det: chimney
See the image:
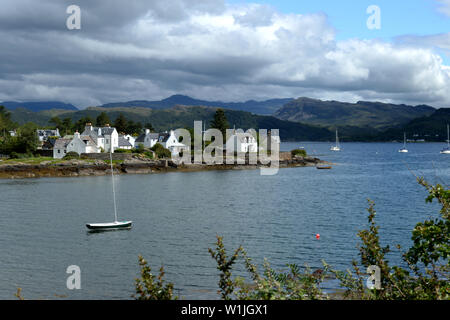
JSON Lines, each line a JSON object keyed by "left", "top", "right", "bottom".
{"left": 105, "top": 123, "right": 110, "bottom": 127}
{"left": 85, "top": 123, "right": 93, "bottom": 131}
{"left": 145, "top": 129, "right": 150, "bottom": 135}
{"left": 74, "top": 131, "right": 80, "bottom": 139}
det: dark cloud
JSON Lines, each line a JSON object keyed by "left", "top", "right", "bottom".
{"left": 0, "top": 0, "right": 449, "bottom": 108}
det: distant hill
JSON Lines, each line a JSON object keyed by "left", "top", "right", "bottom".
{"left": 370, "top": 108, "right": 450, "bottom": 142}
{"left": 273, "top": 97, "right": 435, "bottom": 130}
{"left": 1, "top": 101, "right": 78, "bottom": 112}
{"left": 9, "top": 105, "right": 333, "bottom": 142}
{"left": 100, "top": 95, "right": 293, "bottom": 115}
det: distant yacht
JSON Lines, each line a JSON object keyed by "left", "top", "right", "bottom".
{"left": 398, "top": 132, "right": 408, "bottom": 153}
{"left": 330, "top": 129, "right": 341, "bottom": 152}
{"left": 441, "top": 124, "right": 450, "bottom": 154}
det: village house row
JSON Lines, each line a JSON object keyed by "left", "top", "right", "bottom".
{"left": 35, "top": 123, "right": 258, "bottom": 159}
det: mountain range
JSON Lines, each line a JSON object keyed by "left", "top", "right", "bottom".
{"left": 274, "top": 97, "right": 435, "bottom": 129}
{"left": 2, "top": 95, "right": 448, "bottom": 142}
{"left": 0, "top": 101, "right": 78, "bottom": 112}
{"left": 99, "top": 95, "right": 293, "bottom": 115}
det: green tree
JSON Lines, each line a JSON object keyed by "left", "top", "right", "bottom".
{"left": 134, "top": 255, "right": 177, "bottom": 300}
{"left": 74, "top": 116, "right": 94, "bottom": 133}
{"left": 49, "top": 116, "right": 62, "bottom": 130}
{"left": 96, "top": 112, "right": 111, "bottom": 127}
{"left": 114, "top": 113, "right": 128, "bottom": 133}
{"left": 144, "top": 123, "right": 154, "bottom": 132}
{"left": 61, "top": 118, "right": 73, "bottom": 136}
{"left": 210, "top": 109, "right": 229, "bottom": 138}
{"left": 0, "top": 106, "right": 15, "bottom": 135}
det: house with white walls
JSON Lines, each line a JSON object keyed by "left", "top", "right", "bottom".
{"left": 157, "top": 130, "right": 189, "bottom": 156}
{"left": 118, "top": 135, "right": 133, "bottom": 150}
{"left": 81, "top": 123, "right": 118, "bottom": 152}
{"left": 135, "top": 129, "right": 189, "bottom": 156}
{"left": 135, "top": 129, "right": 159, "bottom": 149}
{"left": 122, "top": 134, "right": 136, "bottom": 148}
{"left": 37, "top": 129, "right": 60, "bottom": 142}
{"left": 53, "top": 132, "right": 100, "bottom": 159}
{"left": 225, "top": 131, "right": 258, "bottom": 153}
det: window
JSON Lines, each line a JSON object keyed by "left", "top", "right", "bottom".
{"left": 58, "top": 150, "right": 60, "bottom": 153}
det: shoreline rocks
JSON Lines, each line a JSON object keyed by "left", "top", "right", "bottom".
{"left": 0, "top": 156, "right": 328, "bottom": 179}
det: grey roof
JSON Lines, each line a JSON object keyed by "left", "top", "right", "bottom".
{"left": 101, "top": 127, "right": 115, "bottom": 135}
{"left": 54, "top": 138, "right": 71, "bottom": 149}
{"left": 118, "top": 136, "right": 132, "bottom": 147}
{"left": 135, "top": 133, "right": 145, "bottom": 143}
{"left": 81, "top": 126, "right": 116, "bottom": 138}
{"left": 80, "top": 135, "right": 97, "bottom": 147}
{"left": 158, "top": 133, "right": 169, "bottom": 143}
{"left": 135, "top": 132, "right": 160, "bottom": 143}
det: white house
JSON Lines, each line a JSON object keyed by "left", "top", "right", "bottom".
{"left": 37, "top": 129, "right": 60, "bottom": 142}
{"left": 81, "top": 123, "right": 118, "bottom": 152}
{"left": 118, "top": 135, "right": 133, "bottom": 150}
{"left": 122, "top": 134, "right": 136, "bottom": 148}
{"left": 157, "top": 130, "right": 189, "bottom": 156}
{"left": 53, "top": 138, "right": 71, "bottom": 159}
{"left": 226, "top": 131, "right": 258, "bottom": 153}
{"left": 135, "top": 129, "right": 159, "bottom": 149}
{"left": 135, "top": 129, "right": 189, "bottom": 156}
{"left": 53, "top": 132, "right": 100, "bottom": 159}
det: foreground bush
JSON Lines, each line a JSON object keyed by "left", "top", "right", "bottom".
{"left": 134, "top": 179, "right": 449, "bottom": 300}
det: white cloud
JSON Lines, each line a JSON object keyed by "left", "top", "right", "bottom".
{"left": 436, "top": 0, "right": 450, "bottom": 16}
{"left": 0, "top": 0, "right": 449, "bottom": 108}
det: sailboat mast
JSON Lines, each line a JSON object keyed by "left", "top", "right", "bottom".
{"left": 446, "top": 124, "right": 450, "bottom": 147}
{"left": 336, "top": 129, "right": 339, "bottom": 147}
{"left": 110, "top": 146, "right": 118, "bottom": 222}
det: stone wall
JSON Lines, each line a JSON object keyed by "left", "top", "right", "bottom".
{"left": 80, "top": 153, "right": 134, "bottom": 160}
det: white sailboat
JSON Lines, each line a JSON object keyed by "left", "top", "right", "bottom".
{"left": 86, "top": 148, "right": 132, "bottom": 230}
{"left": 398, "top": 132, "right": 408, "bottom": 153}
{"left": 441, "top": 124, "right": 450, "bottom": 154}
{"left": 330, "top": 129, "right": 341, "bottom": 152}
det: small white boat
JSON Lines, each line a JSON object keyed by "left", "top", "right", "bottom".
{"left": 330, "top": 129, "right": 341, "bottom": 152}
{"left": 398, "top": 132, "right": 408, "bottom": 153}
{"left": 86, "top": 148, "right": 132, "bottom": 231}
{"left": 440, "top": 124, "right": 450, "bottom": 154}
{"left": 86, "top": 221, "right": 132, "bottom": 230}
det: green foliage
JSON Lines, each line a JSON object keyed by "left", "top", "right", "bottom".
{"left": 63, "top": 151, "right": 80, "bottom": 160}
{"left": 210, "top": 109, "right": 229, "bottom": 138}
{"left": 114, "top": 113, "right": 128, "bottom": 133}
{"left": 151, "top": 143, "right": 171, "bottom": 159}
{"left": 332, "top": 180, "right": 449, "bottom": 300}
{"left": 74, "top": 116, "right": 94, "bottom": 133}
{"left": 208, "top": 236, "right": 243, "bottom": 300}
{"left": 96, "top": 112, "right": 110, "bottom": 127}
{"left": 0, "top": 105, "right": 16, "bottom": 134}
{"left": 0, "top": 122, "right": 39, "bottom": 155}
{"left": 235, "top": 252, "right": 328, "bottom": 300}
{"left": 134, "top": 255, "right": 177, "bottom": 300}
{"left": 291, "top": 149, "right": 307, "bottom": 157}
{"left": 114, "top": 148, "right": 132, "bottom": 154}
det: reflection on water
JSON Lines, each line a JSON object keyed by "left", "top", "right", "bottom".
{"left": 0, "top": 142, "right": 448, "bottom": 299}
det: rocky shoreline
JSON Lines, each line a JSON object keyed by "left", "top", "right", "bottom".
{"left": 0, "top": 156, "right": 327, "bottom": 179}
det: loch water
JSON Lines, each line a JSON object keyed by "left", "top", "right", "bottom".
{"left": 0, "top": 142, "right": 448, "bottom": 299}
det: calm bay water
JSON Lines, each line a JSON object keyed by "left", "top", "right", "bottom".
{"left": 0, "top": 142, "right": 449, "bottom": 299}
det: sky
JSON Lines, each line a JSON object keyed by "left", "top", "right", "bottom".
{"left": 0, "top": 0, "right": 449, "bottom": 108}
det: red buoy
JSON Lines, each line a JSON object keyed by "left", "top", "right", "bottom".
{"left": 315, "top": 234, "right": 320, "bottom": 240}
